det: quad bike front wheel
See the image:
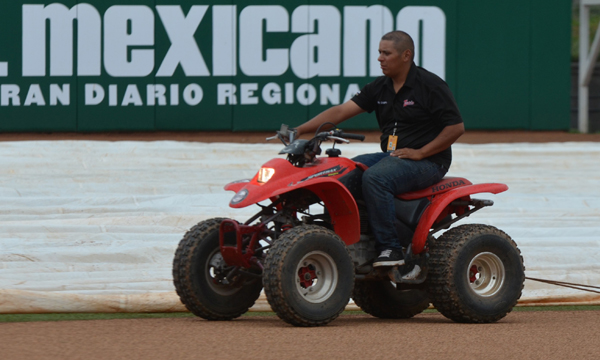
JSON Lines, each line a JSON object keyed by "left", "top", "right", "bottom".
{"left": 353, "top": 281, "right": 430, "bottom": 319}
{"left": 427, "top": 224, "right": 525, "bottom": 323}
{"left": 263, "top": 225, "right": 354, "bottom": 327}
{"left": 172, "top": 218, "right": 263, "bottom": 320}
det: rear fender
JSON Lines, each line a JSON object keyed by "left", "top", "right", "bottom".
{"left": 412, "top": 183, "right": 508, "bottom": 254}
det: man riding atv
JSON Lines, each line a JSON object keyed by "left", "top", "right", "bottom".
{"left": 293, "top": 30, "right": 465, "bottom": 269}
{"left": 172, "top": 30, "right": 524, "bottom": 327}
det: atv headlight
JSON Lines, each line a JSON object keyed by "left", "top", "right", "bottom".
{"left": 231, "top": 189, "right": 248, "bottom": 204}
{"left": 257, "top": 167, "right": 275, "bottom": 183}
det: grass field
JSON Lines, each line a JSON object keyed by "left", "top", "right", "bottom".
{"left": 1, "top": 306, "right": 599, "bottom": 323}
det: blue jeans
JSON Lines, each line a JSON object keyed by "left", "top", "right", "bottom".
{"left": 352, "top": 152, "right": 448, "bottom": 252}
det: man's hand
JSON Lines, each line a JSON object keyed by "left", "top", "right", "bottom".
{"left": 295, "top": 100, "right": 365, "bottom": 137}
{"left": 390, "top": 148, "right": 423, "bottom": 160}
{"left": 391, "top": 123, "right": 464, "bottom": 160}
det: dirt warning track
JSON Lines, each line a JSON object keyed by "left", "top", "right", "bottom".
{"left": 2, "top": 310, "right": 600, "bottom": 360}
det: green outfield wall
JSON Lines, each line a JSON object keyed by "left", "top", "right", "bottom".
{"left": 0, "top": 1, "right": 571, "bottom": 132}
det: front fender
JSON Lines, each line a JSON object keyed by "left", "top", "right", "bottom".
{"left": 224, "top": 179, "right": 251, "bottom": 193}
{"left": 290, "top": 178, "right": 360, "bottom": 246}
{"left": 412, "top": 183, "right": 509, "bottom": 254}
{"left": 223, "top": 158, "right": 360, "bottom": 245}
{"left": 232, "top": 176, "right": 360, "bottom": 245}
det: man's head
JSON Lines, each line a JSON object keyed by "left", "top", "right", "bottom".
{"left": 378, "top": 31, "right": 414, "bottom": 79}
{"left": 381, "top": 31, "right": 415, "bottom": 59}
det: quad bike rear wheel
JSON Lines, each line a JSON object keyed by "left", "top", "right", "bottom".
{"left": 172, "top": 218, "right": 263, "bottom": 320}
{"left": 353, "top": 281, "right": 430, "bottom": 319}
{"left": 263, "top": 225, "right": 354, "bottom": 327}
{"left": 427, "top": 224, "right": 525, "bottom": 323}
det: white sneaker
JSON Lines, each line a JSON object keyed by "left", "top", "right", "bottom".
{"left": 401, "top": 265, "right": 422, "bottom": 281}
{"left": 373, "top": 249, "right": 405, "bottom": 267}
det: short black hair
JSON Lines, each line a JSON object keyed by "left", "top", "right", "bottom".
{"left": 381, "top": 31, "right": 415, "bottom": 58}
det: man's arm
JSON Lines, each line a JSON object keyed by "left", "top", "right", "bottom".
{"left": 391, "top": 122, "right": 465, "bottom": 160}
{"left": 295, "top": 100, "right": 365, "bottom": 137}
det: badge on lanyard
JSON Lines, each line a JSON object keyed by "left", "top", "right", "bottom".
{"left": 387, "top": 121, "right": 398, "bottom": 152}
{"left": 387, "top": 135, "right": 398, "bottom": 152}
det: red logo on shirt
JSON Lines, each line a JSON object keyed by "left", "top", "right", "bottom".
{"left": 403, "top": 100, "right": 414, "bottom": 107}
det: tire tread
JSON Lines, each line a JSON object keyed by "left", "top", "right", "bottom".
{"left": 263, "top": 225, "right": 354, "bottom": 327}
{"left": 172, "top": 218, "right": 261, "bottom": 320}
{"left": 427, "top": 224, "right": 525, "bottom": 323}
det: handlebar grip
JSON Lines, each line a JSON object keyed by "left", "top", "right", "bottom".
{"left": 341, "top": 133, "right": 365, "bottom": 141}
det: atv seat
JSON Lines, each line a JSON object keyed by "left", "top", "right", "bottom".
{"left": 353, "top": 163, "right": 472, "bottom": 201}
{"left": 397, "top": 177, "right": 472, "bottom": 200}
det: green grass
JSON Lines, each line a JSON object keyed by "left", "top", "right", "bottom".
{"left": 1, "top": 305, "right": 598, "bottom": 323}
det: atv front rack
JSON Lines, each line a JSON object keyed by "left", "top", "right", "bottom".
{"left": 219, "top": 220, "right": 265, "bottom": 269}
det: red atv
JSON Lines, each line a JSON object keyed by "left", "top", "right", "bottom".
{"left": 172, "top": 125, "right": 525, "bottom": 326}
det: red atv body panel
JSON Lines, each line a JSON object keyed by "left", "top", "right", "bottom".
{"left": 409, "top": 182, "right": 508, "bottom": 254}
{"left": 224, "top": 156, "right": 508, "bottom": 252}
{"left": 224, "top": 157, "right": 361, "bottom": 245}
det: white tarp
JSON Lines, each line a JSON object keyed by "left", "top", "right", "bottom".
{"left": 0, "top": 140, "right": 599, "bottom": 313}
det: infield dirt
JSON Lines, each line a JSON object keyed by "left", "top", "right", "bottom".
{"left": 2, "top": 310, "right": 600, "bottom": 360}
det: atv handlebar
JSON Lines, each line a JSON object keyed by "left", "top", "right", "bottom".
{"left": 315, "top": 129, "right": 365, "bottom": 142}
{"left": 267, "top": 124, "right": 364, "bottom": 145}
{"left": 272, "top": 125, "right": 364, "bottom": 166}
{"left": 267, "top": 124, "right": 297, "bottom": 145}
{"left": 339, "top": 132, "right": 365, "bottom": 141}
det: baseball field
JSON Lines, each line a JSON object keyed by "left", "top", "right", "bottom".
{"left": 1, "top": 130, "right": 600, "bottom": 359}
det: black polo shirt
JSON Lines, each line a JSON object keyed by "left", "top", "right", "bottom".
{"left": 351, "top": 62, "right": 463, "bottom": 169}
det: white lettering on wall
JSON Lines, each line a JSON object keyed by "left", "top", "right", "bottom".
{"left": 262, "top": 83, "right": 282, "bottom": 105}
{"left": 239, "top": 6, "right": 289, "bottom": 76}
{"left": 396, "top": 6, "right": 446, "bottom": 79}
{"left": 0, "top": 84, "right": 72, "bottom": 106}
{"left": 170, "top": 84, "right": 179, "bottom": 105}
{"left": 183, "top": 84, "right": 203, "bottom": 105}
{"left": 320, "top": 84, "right": 340, "bottom": 105}
{"left": 296, "top": 84, "right": 317, "bottom": 106}
{"left": 17, "top": 3, "right": 448, "bottom": 96}
{"left": 212, "top": 5, "right": 237, "bottom": 76}
{"left": 50, "top": 84, "right": 70, "bottom": 105}
{"left": 285, "top": 83, "right": 294, "bottom": 104}
{"left": 109, "top": 85, "right": 118, "bottom": 106}
{"left": 104, "top": 6, "right": 155, "bottom": 77}
{"left": 82, "top": 83, "right": 199, "bottom": 106}
{"left": 22, "top": 4, "right": 101, "bottom": 76}
{"left": 343, "top": 84, "right": 361, "bottom": 103}
{"left": 24, "top": 84, "right": 45, "bottom": 106}
{"left": 240, "top": 83, "right": 259, "bottom": 105}
{"left": 290, "top": 5, "right": 341, "bottom": 79}
{"left": 122, "top": 85, "right": 143, "bottom": 106}
{"left": 1, "top": 85, "right": 21, "bottom": 106}
{"left": 218, "top": 84, "right": 237, "bottom": 105}
{"left": 156, "top": 6, "right": 209, "bottom": 77}
{"left": 343, "top": 5, "right": 393, "bottom": 77}
{"left": 147, "top": 85, "right": 167, "bottom": 106}
{"left": 85, "top": 84, "right": 104, "bottom": 105}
